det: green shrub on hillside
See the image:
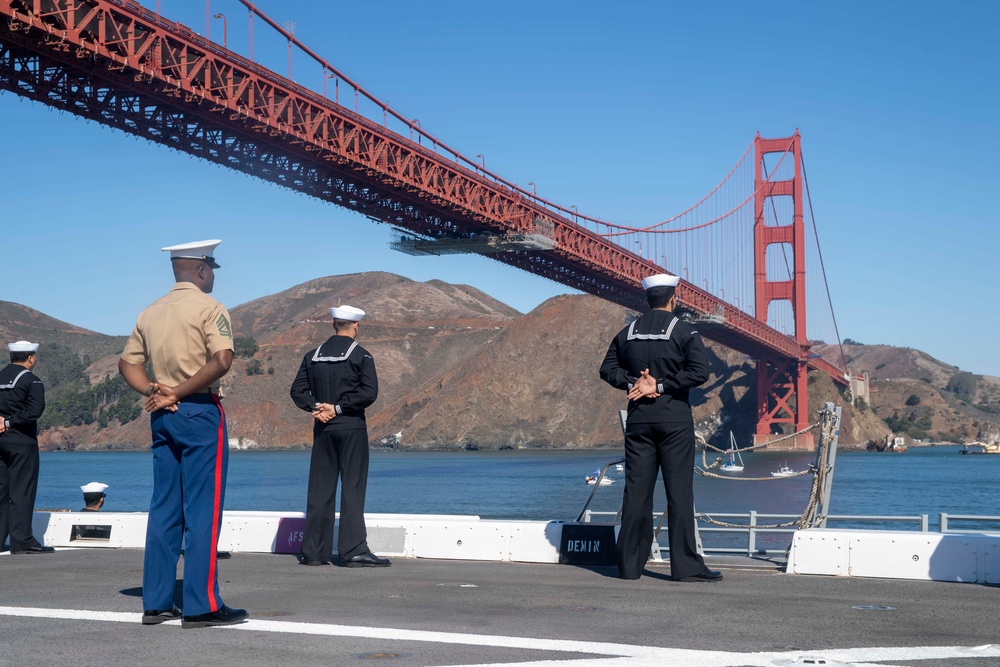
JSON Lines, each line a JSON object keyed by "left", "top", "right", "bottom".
{"left": 946, "top": 372, "right": 979, "bottom": 402}
{"left": 37, "top": 352, "right": 143, "bottom": 429}
{"left": 235, "top": 336, "right": 259, "bottom": 358}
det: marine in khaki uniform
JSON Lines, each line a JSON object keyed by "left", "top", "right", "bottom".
{"left": 118, "top": 240, "right": 248, "bottom": 629}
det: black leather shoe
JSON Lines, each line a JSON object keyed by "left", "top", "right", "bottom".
{"left": 675, "top": 569, "right": 723, "bottom": 582}
{"left": 11, "top": 545, "right": 55, "bottom": 554}
{"left": 301, "top": 560, "right": 327, "bottom": 566}
{"left": 343, "top": 552, "right": 391, "bottom": 567}
{"left": 182, "top": 605, "right": 249, "bottom": 629}
{"left": 142, "top": 606, "right": 182, "bottom": 625}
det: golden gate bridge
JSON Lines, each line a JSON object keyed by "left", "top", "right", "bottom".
{"left": 0, "top": 0, "right": 850, "bottom": 448}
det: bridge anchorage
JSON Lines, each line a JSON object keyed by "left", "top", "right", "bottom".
{"left": 0, "top": 0, "right": 848, "bottom": 450}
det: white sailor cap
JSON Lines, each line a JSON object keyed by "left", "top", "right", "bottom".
{"left": 80, "top": 482, "right": 108, "bottom": 494}
{"left": 161, "top": 239, "right": 222, "bottom": 269}
{"left": 8, "top": 340, "right": 39, "bottom": 353}
{"left": 641, "top": 274, "right": 680, "bottom": 290}
{"left": 330, "top": 305, "right": 365, "bottom": 322}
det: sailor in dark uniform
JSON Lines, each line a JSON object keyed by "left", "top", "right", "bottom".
{"left": 0, "top": 340, "right": 54, "bottom": 554}
{"left": 599, "top": 274, "right": 721, "bottom": 582}
{"left": 290, "top": 305, "right": 389, "bottom": 568}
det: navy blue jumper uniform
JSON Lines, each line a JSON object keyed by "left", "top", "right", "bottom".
{"left": 290, "top": 335, "right": 378, "bottom": 563}
{"left": 0, "top": 364, "right": 45, "bottom": 552}
{"left": 600, "top": 310, "right": 711, "bottom": 580}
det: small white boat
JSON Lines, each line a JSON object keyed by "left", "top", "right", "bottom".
{"left": 720, "top": 432, "right": 744, "bottom": 472}
{"left": 585, "top": 470, "right": 614, "bottom": 486}
{"left": 770, "top": 464, "right": 797, "bottom": 477}
{"left": 614, "top": 464, "right": 624, "bottom": 472}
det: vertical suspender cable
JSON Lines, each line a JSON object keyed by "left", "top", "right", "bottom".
{"left": 802, "top": 154, "right": 848, "bottom": 376}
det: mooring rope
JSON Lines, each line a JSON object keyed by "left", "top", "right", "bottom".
{"left": 692, "top": 411, "right": 835, "bottom": 530}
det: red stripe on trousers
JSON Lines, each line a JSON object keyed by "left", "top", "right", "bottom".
{"left": 208, "top": 396, "right": 225, "bottom": 611}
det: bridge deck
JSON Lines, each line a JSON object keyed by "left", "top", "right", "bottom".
{"left": 1, "top": 549, "right": 997, "bottom": 666}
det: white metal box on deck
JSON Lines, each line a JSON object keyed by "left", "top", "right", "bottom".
{"left": 410, "top": 520, "right": 507, "bottom": 561}
{"left": 788, "top": 528, "right": 1000, "bottom": 584}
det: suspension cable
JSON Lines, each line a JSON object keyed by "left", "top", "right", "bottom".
{"left": 602, "top": 138, "right": 795, "bottom": 237}
{"left": 802, "top": 153, "right": 849, "bottom": 376}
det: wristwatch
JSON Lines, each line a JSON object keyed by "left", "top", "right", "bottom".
{"left": 3, "top": 419, "right": 10, "bottom": 429}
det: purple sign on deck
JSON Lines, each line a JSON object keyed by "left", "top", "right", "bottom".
{"left": 275, "top": 517, "right": 306, "bottom": 554}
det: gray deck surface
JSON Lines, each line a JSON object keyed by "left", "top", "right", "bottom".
{"left": 1, "top": 549, "right": 997, "bottom": 667}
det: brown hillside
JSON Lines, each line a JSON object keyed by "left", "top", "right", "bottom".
{"left": 369, "top": 295, "right": 628, "bottom": 449}
{"left": 0, "top": 300, "right": 126, "bottom": 366}
{"left": 841, "top": 344, "right": 956, "bottom": 385}
{"left": 12, "top": 274, "right": 995, "bottom": 450}
{"left": 219, "top": 273, "right": 521, "bottom": 447}
{"left": 815, "top": 342, "right": 1000, "bottom": 443}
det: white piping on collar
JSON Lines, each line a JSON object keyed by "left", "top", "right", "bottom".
{"left": 0, "top": 369, "right": 30, "bottom": 390}
{"left": 626, "top": 316, "right": 679, "bottom": 341}
{"left": 311, "top": 341, "right": 358, "bottom": 363}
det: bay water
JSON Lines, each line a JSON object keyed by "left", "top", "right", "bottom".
{"left": 35, "top": 446, "right": 998, "bottom": 532}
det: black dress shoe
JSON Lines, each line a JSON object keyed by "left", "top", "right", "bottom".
{"left": 142, "top": 606, "right": 182, "bottom": 625}
{"left": 343, "top": 552, "right": 391, "bottom": 567}
{"left": 675, "top": 569, "right": 723, "bottom": 582}
{"left": 11, "top": 545, "right": 55, "bottom": 554}
{"left": 181, "top": 605, "right": 249, "bottom": 629}
{"left": 301, "top": 559, "right": 327, "bottom": 566}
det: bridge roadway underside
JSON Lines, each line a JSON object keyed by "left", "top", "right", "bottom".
{"left": 0, "top": 26, "right": 646, "bottom": 316}
{"left": 0, "top": 6, "right": 847, "bottom": 393}
{"left": 1, "top": 549, "right": 998, "bottom": 666}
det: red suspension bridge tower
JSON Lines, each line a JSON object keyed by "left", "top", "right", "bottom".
{"left": 753, "top": 132, "right": 812, "bottom": 447}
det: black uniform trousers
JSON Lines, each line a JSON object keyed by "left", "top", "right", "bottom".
{"left": 303, "top": 428, "right": 370, "bottom": 562}
{"left": 0, "top": 440, "right": 41, "bottom": 552}
{"left": 617, "top": 421, "right": 706, "bottom": 580}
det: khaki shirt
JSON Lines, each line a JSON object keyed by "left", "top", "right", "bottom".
{"left": 121, "top": 282, "right": 234, "bottom": 391}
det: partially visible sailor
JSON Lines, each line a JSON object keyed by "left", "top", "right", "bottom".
{"left": 0, "top": 340, "right": 53, "bottom": 554}
{"left": 80, "top": 482, "right": 109, "bottom": 512}
{"left": 118, "top": 239, "right": 248, "bottom": 628}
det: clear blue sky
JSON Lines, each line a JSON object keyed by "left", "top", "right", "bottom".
{"left": 2, "top": 1, "right": 997, "bottom": 376}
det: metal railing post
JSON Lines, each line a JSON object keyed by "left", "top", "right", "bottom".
{"left": 748, "top": 510, "right": 757, "bottom": 555}
{"left": 818, "top": 403, "right": 842, "bottom": 528}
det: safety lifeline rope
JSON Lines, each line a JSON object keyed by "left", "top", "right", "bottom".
{"left": 692, "top": 412, "right": 833, "bottom": 530}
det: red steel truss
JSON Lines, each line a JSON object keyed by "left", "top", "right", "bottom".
{"left": 0, "top": 0, "right": 848, "bottom": 426}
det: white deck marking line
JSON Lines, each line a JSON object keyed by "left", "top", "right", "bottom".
{"left": 441, "top": 660, "right": 904, "bottom": 667}
{"left": 0, "top": 606, "right": 997, "bottom": 667}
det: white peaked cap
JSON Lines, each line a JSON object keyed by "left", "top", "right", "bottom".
{"left": 161, "top": 239, "right": 222, "bottom": 268}
{"left": 8, "top": 340, "right": 39, "bottom": 353}
{"left": 641, "top": 274, "right": 680, "bottom": 290}
{"left": 330, "top": 305, "right": 365, "bottom": 322}
{"left": 80, "top": 482, "right": 109, "bottom": 494}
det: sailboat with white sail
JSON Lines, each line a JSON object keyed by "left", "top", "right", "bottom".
{"left": 720, "top": 432, "right": 745, "bottom": 472}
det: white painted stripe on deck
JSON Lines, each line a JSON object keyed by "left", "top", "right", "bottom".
{"left": 0, "top": 606, "right": 996, "bottom": 666}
